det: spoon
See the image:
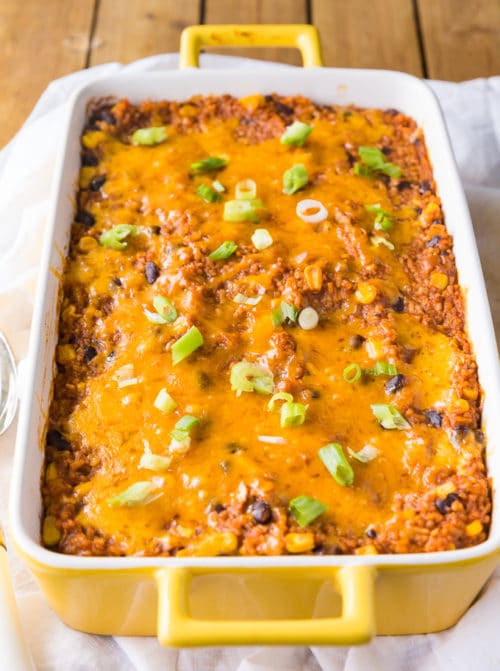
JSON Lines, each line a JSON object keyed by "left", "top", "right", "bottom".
{"left": 0, "top": 331, "right": 17, "bottom": 435}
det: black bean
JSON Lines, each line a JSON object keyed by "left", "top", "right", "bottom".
{"left": 397, "top": 180, "right": 412, "bottom": 191}
{"left": 83, "top": 346, "right": 98, "bottom": 362}
{"left": 46, "top": 429, "right": 71, "bottom": 451}
{"left": 425, "top": 409, "right": 442, "bottom": 427}
{"left": 391, "top": 296, "right": 405, "bottom": 313}
{"left": 226, "top": 442, "right": 243, "bottom": 454}
{"left": 385, "top": 374, "right": 405, "bottom": 394}
{"left": 81, "top": 149, "right": 98, "bottom": 167}
{"left": 88, "top": 108, "right": 116, "bottom": 128}
{"left": 311, "top": 389, "right": 321, "bottom": 399}
{"left": 435, "top": 492, "right": 461, "bottom": 515}
{"left": 75, "top": 210, "right": 95, "bottom": 227}
{"left": 475, "top": 430, "right": 485, "bottom": 443}
{"left": 89, "top": 176, "right": 106, "bottom": 191}
{"left": 264, "top": 94, "right": 273, "bottom": 102}
{"left": 145, "top": 261, "right": 160, "bottom": 284}
{"left": 214, "top": 503, "right": 225, "bottom": 513}
{"left": 251, "top": 500, "right": 272, "bottom": 524}
{"left": 401, "top": 346, "right": 418, "bottom": 363}
{"left": 151, "top": 225, "right": 162, "bottom": 235}
{"left": 419, "top": 179, "right": 433, "bottom": 194}
{"left": 197, "top": 371, "right": 211, "bottom": 390}
{"left": 107, "top": 350, "right": 116, "bottom": 361}
{"left": 366, "top": 527, "right": 377, "bottom": 539}
{"left": 112, "top": 277, "right": 122, "bottom": 286}
{"left": 381, "top": 146, "right": 391, "bottom": 156}
{"left": 97, "top": 109, "right": 116, "bottom": 125}
{"left": 275, "top": 101, "right": 294, "bottom": 117}
{"left": 426, "top": 235, "right": 441, "bottom": 248}
{"left": 349, "top": 334, "right": 365, "bottom": 349}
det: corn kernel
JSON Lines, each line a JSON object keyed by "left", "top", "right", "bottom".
{"left": 355, "top": 544, "right": 378, "bottom": 555}
{"left": 239, "top": 94, "right": 265, "bottom": 111}
{"left": 285, "top": 532, "right": 315, "bottom": 553}
{"left": 463, "top": 387, "right": 478, "bottom": 401}
{"left": 465, "top": 520, "right": 483, "bottom": 537}
{"left": 455, "top": 398, "right": 470, "bottom": 413}
{"left": 78, "top": 236, "right": 98, "bottom": 252}
{"left": 304, "top": 264, "right": 323, "bottom": 291}
{"left": 42, "top": 516, "right": 61, "bottom": 546}
{"left": 79, "top": 166, "right": 96, "bottom": 189}
{"left": 56, "top": 344, "right": 76, "bottom": 364}
{"left": 355, "top": 282, "right": 377, "bottom": 304}
{"left": 430, "top": 272, "right": 448, "bottom": 290}
{"left": 45, "top": 462, "right": 58, "bottom": 482}
{"left": 82, "top": 131, "right": 106, "bottom": 149}
{"left": 403, "top": 509, "right": 415, "bottom": 520}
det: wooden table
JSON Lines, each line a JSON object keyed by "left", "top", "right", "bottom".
{"left": 1, "top": 0, "right": 499, "bottom": 147}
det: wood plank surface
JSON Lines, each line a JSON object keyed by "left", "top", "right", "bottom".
{"left": 203, "top": 0, "right": 307, "bottom": 65}
{"left": 0, "top": 0, "right": 94, "bottom": 146}
{"left": 313, "top": 0, "right": 423, "bottom": 75}
{"left": 417, "top": 0, "right": 500, "bottom": 81}
{"left": 89, "top": 0, "right": 201, "bottom": 65}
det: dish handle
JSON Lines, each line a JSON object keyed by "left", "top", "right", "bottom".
{"left": 155, "top": 564, "right": 376, "bottom": 647}
{"left": 179, "top": 24, "right": 323, "bottom": 69}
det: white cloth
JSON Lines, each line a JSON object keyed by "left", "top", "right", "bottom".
{"left": 1, "top": 54, "right": 500, "bottom": 671}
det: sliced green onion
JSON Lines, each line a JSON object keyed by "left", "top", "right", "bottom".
{"left": 107, "top": 481, "right": 158, "bottom": 507}
{"left": 230, "top": 361, "right": 274, "bottom": 395}
{"left": 290, "top": 495, "right": 327, "bottom": 527}
{"left": 366, "top": 204, "right": 394, "bottom": 232}
{"left": 223, "top": 199, "right": 266, "bottom": 222}
{"left": 298, "top": 307, "right": 319, "bottom": 330}
{"left": 144, "top": 309, "right": 168, "bottom": 325}
{"left": 144, "top": 296, "right": 177, "bottom": 325}
{"left": 280, "top": 121, "right": 313, "bottom": 147}
{"left": 281, "top": 402, "right": 307, "bottom": 428}
{"left": 283, "top": 164, "right": 308, "bottom": 195}
{"left": 367, "top": 361, "right": 398, "bottom": 377}
{"left": 371, "top": 403, "right": 410, "bottom": 430}
{"left": 174, "top": 415, "right": 200, "bottom": 431}
{"left": 271, "top": 301, "right": 298, "bottom": 327}
{"left": 190, "top": 157, "right": 228, "bottom": 173}
{"left": 371, "top": 236, "right": 395, "bottom": 250}
{"left": 169, "top": 432, "right": 191, "bottom": 454}
{"left": 212, "top": 179, "right": 226, "bottom": 193}
{"left": 267, "top": 392, "right": 294, "bottom": 413}
{"left": 131, "top": 126, "right": 167, "bottom": 146}
{"left": 354, "top": 146, "right": 401, "bottom": 179}
{"left": 139, "top": 450, "right": 172, "bottom": 472}
{"left": 233, "top": 293, "right": 263, "bottom": 306}
{"left": 196, "top": 183, "right": 221, "bottom": 203}
{"left": 251, "top": 228, "right": 273, "bottom": 250}
{"left": 343, "top": 363, "right": 362, "bottom": 384}
{"left": 153, "top": 388, "right": 177, "bottom": 414}
{"left": 348, "top": 445, "right": 379, "bottom": 463}
{"left": 235, "top": 179, "right": 257, "bottom": 200}
{"left": 99, "top": 224, "right": 139, "bottom": 250}
{"left": 169, "top": 428, "right": 191, "bottom": 443}
{"left": 318, "top": 443, "right": 354, "bottom": 487}
{"left": 171, "top": 326, "right": 204, "bottom": 365}
{"left": 209, "top": 240, "right": 238, "bottom": 260}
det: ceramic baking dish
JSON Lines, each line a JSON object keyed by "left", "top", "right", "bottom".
{"left": 9, "top": 25, "right": 500, "bottom": 647}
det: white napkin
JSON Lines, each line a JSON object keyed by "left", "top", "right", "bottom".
{"left": 1, "top": 54, "right": 500, "bottom": 671}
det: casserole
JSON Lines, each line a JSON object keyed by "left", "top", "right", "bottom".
{"left": 9, "top": 25, "right": 500, "bottom": 646}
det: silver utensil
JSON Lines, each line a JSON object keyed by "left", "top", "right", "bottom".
{"left": 0, "top": 331, "right": 17, "bottom": 435}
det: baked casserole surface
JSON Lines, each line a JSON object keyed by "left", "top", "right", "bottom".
{"left": 42, "top": 94, "right": 490, "bottom": 557}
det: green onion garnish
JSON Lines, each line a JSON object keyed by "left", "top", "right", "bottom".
{"left": 371, "top": 236, "right": 395, "bottom": 250}
{"left": 131, "top": 126, "right": 167, "bottom": 146}
{"left": 190, "top": 157, "right": 228, "bottom": 173}
{"left": 223, "top": 199, "right": 266, "bottom": 222}
{"left": 343, "top": 363, "right": 362, "bottom": 384}
{"left": 99, "top": 224, "right": 139, "bottom": 250}
{"left": 267, "top": 392, "right": 294, "bottom": 412}
{"left": 139, "top": 452, "right": 172, "bottom": 472}
{"left": 144, "top": 296, "right": 178, "bottom": 325}
{"left": 153, "top": 388, "right": 177, "bottom": 414}
{"left": 290, "top": 495, "right": 327, "bottom": 527}
{"left": 367, "top": 361, "right": 398, "bottom": 377}
{"left": 212, "top": 180, "right": 226, "bottom": 193}
{"left": 283, "top": 164, "right": 309, "bottom": 195}
{"left": 233, "top": 293, "right": 263, "bottom": 306}
{"left": 281, "top": 402, "right": 307, "bottom": 428}
{"left": 280, "top": 121, "right": 313, "bottom": 147}
{"left": 169, "top": 428, "right": 191, "bottom": 443}
{"left": 171, "top": 326, "right": 204, "bottom": 365}
{"left": 196, "top": 183, "right": 221, "bottom": 203}
{"left": 365, "top": 204, "right": 394, "bottom": 232}
{"left": 347, "top": 445, "right": 379, "bottom": 463}
{"left": 230, "top": 361, "right": 274, "bottom": 395}
{"left": 318, "top": 443, "right": 354, "bottom": 487}
{"left": 174, "top": 415, "right": 200, "bottom": 432}
{"left": 209, "top": 240, "right": 238, "bottom": 260}
{"left": 251, "top": 228, "right": 273, "bottom": 250}
{"left": 107, "top": 481, "right": 158, "bottom": 507}
{"left": 354, "top": 147, "right": 401, "bottom": 179}
{"left": 272, "top": 301, "right": 298, "bottom": 327}
{"left": 371, "top": 403, "right": 410, "bottom": 430}
{"left": 235, "top": 179, "right": 257, "bottom": 200}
